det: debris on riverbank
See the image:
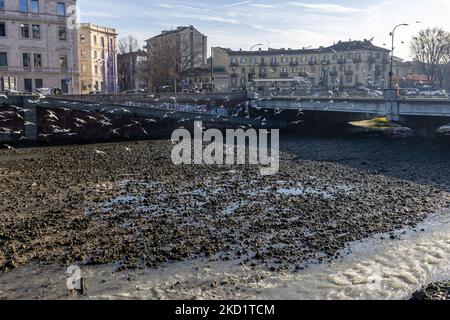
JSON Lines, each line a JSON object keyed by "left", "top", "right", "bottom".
{"left": 1, "top": 136, "right": 449, "bottom": 275}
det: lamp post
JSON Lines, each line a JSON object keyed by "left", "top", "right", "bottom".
{"left": 249, "top": 43, "right": 263, "bottom": 84}
{"left": 389, "top": 23, "right": 409, "bottom": 89}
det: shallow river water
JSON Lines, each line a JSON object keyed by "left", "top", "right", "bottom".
{"left": 1, "top": 209, "right": 450, "bottom": 300}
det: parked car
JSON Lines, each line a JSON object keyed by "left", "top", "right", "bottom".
{"left": 368, "top": 89, "right": 383, "bottom": 97}
{"left": 420, "top": 89, "right": 448, "bottom": 97}
{"left": 3, "top": 89, "right": 20, "bottom": 96}
{"left": 399, "top": 88, "right": 420, "bottom": 96}
{"left": 156, "top": 86, "right": 172, "bottom": 93}
{"left": 37, "top": 88, "right": 63, "bottom": 96}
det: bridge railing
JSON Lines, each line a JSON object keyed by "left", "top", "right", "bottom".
{"left": 52, "top": 91, "right": 248, "bottom": 103}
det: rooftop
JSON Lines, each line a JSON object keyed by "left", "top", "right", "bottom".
{"left": 221, "top": 40, "right": 390, "bottom": 56}
{"left": 79, "top": 23, "right": 117, "bottom": 35}
{"left": 145, "top": 25, "right": 204, "bottom": 42}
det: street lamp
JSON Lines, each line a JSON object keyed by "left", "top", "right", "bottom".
{"left": 389, "top": 23, "right": 409, "bottom": 89}
{"left": 249, "top": 43, "right": 263, "bottom": 83}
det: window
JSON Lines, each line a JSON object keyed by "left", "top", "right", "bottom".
{"left": 0, "top": 23, "right": 5, "bottom": 37}
{"left": 24, "top": 79, "right": 33, "bottom": 92}
{"left": 94, "top": 50, "right": 97, "bottom": 59}
{"left": 95, "top": 65, "right": 98, "bottom": 74}
{"left": 58, "top": 26, "right": 66, "bottom": 40}
{"left": 0, "top": 0, "right": 4, "bottom": 11}
{"left": 94, "top": 35, "right": 97, "bottom": 45}
{"left": 57, "top": 2, "right": 65, "bottom": 16}
{"left": 32, "top": 24, "right": 40, "bottom": 39}
{"left": 0, "top": 52, "right": 7, "bottom": 67}
{"left": 101, "top": 37, "right": 105, "bottom": 47}
{"left": 33, "top": 53, "right": 42, "bottom": 68}
{"left": 21, "top": 24, "right": 30, "bottom": 38}
{"left": 23, "top": 53, "right": 31, "bottom": 67}
{"left": 35, "top": 79, "right": 43, "bottom": 89}
{"left": 31, "top": 0, "right": 39, "bottom": 13}
{"left": 80, "top": 34, "right": 86, "bottom": 42}
{"left": 19, "top": 0, "right": 28, "bottom": 12}
{"left": 59, "top": 54, "right": 68, "bottom": 69}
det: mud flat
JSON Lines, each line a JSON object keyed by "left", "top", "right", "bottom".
{"left": 0, "top": 135, "right": 449, "bottom": 299}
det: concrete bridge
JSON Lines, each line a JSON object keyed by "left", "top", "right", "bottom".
{"left": 252, "top": 91, "right": 450, "bottom": 137}
{"left": 0, "top": 94, "right": 284, "bottom": 144}
{"left": 2, "top": 90, "right": 450, "bottom": 144}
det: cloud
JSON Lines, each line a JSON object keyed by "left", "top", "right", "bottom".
{"left": 250, "top": 3, "right": 279, "bottom": 8}
{"left": 287, "top": 2, "right": 363, "bottom": 13}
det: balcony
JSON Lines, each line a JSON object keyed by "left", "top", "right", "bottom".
{"left": 321, "top": 60, "right": 330, "bottom": 65}
{"left": 352, "top": 57, "right": 362, "bottom": 63}
{"left": 368, "top": 56, "right": 376, "bottom": 63}
{"left": 337, "top": 58, "right": 347, "bottom": 64}
{"left": 230, "top": 62, "right": 239, "bottom": 67}
{"left": 230, "top": 72, "right": 239, "bottom": 78}
{"left": 308, "top": 60, "right": 317, "bottom": 65}
{"left": 329, "top": 71, "right": 338, "bottom": 76}
{"left": 279, "top": 72, "right": 289, "bottom": 78}
{"left": 270, "top": 61, "right": 278, "bottom": 66}
{"left": 383, "top": 58, "right": 390, "bottom": 65}
{"left": 298, "top": 71, "right": 308, "bottom": 77}
{"left": 259, "top": 62, "right": 268, "bottom": 66}
{"left": 290, "top": 61, "right": 298, "bottom": 66}
{"left": 344, "top": 70, "right": 354, "bottom": 76}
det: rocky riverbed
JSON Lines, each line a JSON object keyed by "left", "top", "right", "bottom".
{"left": 0, "top": 134, "right": 450, "bottom": 299}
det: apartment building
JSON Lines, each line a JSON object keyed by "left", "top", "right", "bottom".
{"left": 212, "top": 40, "right": 391, "bottom": 91}
{"left": 0, "top": 0, "right": 79, "bottom": 93}
{"left": 77, "top": 23, "right": 118, "bottom": 94}
{"left": 145, "top": 26, "right": 207, "bottom": 69}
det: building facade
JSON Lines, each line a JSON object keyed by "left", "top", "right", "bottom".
{"left": 117, "top": 49, "right": 147, "bottom": 92}
{"left": 145, "top": 25, "right": 207, "bottom": 69}
{"left": 212, "top": 40, "right": 391, "bottom": 91}
{"left": 0, "top": 0, "right": 79, "bottom": 93}
{"left": 77, "top": 23, "right": 118, "bottom": 94}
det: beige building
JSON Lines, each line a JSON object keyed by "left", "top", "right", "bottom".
{"left": 145, "top": 25, "right": 207, "bottom": 69}
{"left": 212, "top": 40, "right": 391, "bottom": 91}
{"left": 0, "top": 0, "right": 79, "bottom": 93}
{"left": 77, "top": 23, "right": 118, "bottom": 94}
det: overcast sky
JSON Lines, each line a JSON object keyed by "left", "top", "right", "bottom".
{"left": 78, "top": 0, "right": 450, "bottom": 60}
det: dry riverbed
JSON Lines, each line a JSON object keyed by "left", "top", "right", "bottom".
{"left": 0, "top": 135, "right": 450, "bottom": 299}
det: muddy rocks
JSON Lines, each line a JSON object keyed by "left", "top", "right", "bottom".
{"left": 0, "top": 137, "right": 449, "bottom": 274}
{"left": 411, "top": 281, "right": 450, "bottom": 300}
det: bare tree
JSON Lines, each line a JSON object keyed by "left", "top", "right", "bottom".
{"left": 141, "top": 34, "right": 202, "bottom": 92}
{"left": 118, "top": 36, "right": 140, "bottom": 54}
{"left": 411, "top": 28, "right": 450, "bottom": 87}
